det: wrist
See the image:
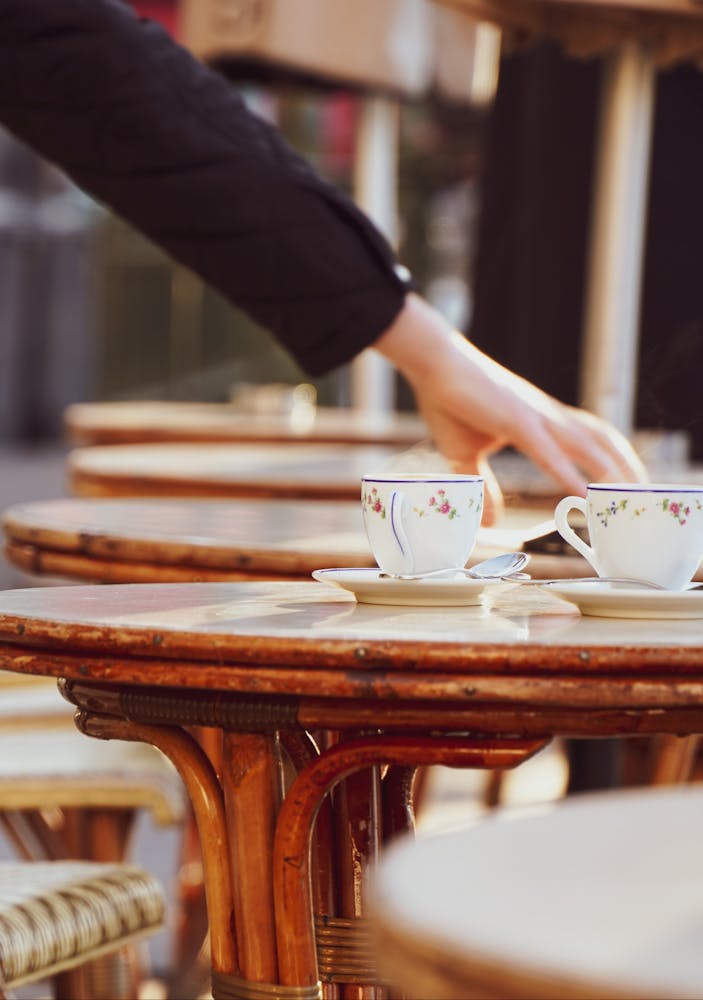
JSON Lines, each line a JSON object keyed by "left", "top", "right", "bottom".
{"left": 373, "top": 293, "right": 458, "bottom": 387}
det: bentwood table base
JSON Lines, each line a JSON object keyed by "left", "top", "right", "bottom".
{"left": 51, "top": 674, "right": 703, "bottom": 997}
{"left": 3, "top": 581, "right": 703, "bottom": 997}
{"left": 12, "top": 663, "right": 703, "bottom": 999}
{"left": 56, "top": 677, "right": 543, "bottom": 997}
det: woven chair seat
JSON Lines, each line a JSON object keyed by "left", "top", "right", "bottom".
{"left": 0, "top": 860, "right": 164, "bottom": 989}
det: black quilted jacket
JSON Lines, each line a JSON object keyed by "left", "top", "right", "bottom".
{"left": 0, "top": 0, "right": 410, "bottom": 375}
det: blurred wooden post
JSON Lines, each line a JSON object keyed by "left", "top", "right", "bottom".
{"left": 579, "top": 39, "right": 656, "bottom": 435}
{"left": 350, "top": 96, "right": 400, "bottom": 414}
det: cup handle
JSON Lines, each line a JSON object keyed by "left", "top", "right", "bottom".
{"left": 554, "top": 495, "right": 599, "bottom": 573}
{"left": 389, "top": 490, "right": 414, "bottom": 573}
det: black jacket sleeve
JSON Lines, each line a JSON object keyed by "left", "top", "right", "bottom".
{"left": 0, "top": 0, "right": 411, "bottom": 375}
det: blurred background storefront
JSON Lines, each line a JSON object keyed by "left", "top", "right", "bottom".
{"left": 470, "top": 37, "right": 703, "bottom": 463}
{"left": 2, "top": 0, "right": 703, "bottom": 458}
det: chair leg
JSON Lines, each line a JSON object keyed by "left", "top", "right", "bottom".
{"left": 649, "top": 734, "right": 702, "bottom": 784}
{"left": 482, "top": 769, "right": 505, "bottom": 809}
{"left": 81, "top": 809, "right": 144, "bottom": 1000}
{"left": 54, "top": 966, "right": 88, "bottom": 1000}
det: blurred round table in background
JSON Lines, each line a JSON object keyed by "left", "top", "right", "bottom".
{"left": 64, "top": 401, "right": 427, "bottom": 448}
{"left": 2, "top": 497, "right": 577, "bottom": 584}
{"left": 3, "top": 498, "right": 373, "bottom": 582}
{"left": 67, "top": 442, "right": 401, "bottom": 500}
{"left": 64, "top": 438, "right": 600, "bottom": 509}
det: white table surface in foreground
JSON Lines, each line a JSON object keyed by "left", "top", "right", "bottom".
{"left": 371, "top": 783, "right": 703, "bottom": 999}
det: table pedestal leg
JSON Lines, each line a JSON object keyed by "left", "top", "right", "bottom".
{"left": 222, "top": 732, "right": 283, "bottom": 984}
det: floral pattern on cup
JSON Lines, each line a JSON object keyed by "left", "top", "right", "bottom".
{"left": 363, "top": 487, "right": 386, "bottom": 519}
{"left": 660, "top": 497, "right": 703, "bottom": 525}
{"left": 364, "top": 486, "right": 479, "bottom": 522}
{"left": 412, "top": 489, "right": 462, "bottom": 519}
{"left": 594, "top": 495, "right": 703, "bottom": 528}
{"left": 594, "top": 498, "right": 629, "bottom": 526}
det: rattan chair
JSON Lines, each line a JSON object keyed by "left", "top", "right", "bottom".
{"left": 0, "top": 859, "right": 164, "bottom": 998}
{"left": 0, "top": 677, "right": 187, "bottom": 994}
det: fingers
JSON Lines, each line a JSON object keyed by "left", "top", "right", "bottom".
{"left": 510, "top": 401, "right": 649, "bottom": 498}
{"left": 503, "top": 407, "right": 589, "bottom": 498}
{"left": 569, "top": 410, "right": 649, "bottom": 483}
{"left": 520, "top": 431, "right": 590, "bottom": 498}
{"left": 545, "top": 409, "right": 647, "bottom": 486}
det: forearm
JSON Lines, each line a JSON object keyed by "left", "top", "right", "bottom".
{"left": 374, "top": 293, "right": 456, "bottom": 383}
{"left": 0, "top": 0, "right": 409, "bottom": 374}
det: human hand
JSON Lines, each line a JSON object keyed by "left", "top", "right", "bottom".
{"left": 375, "top": 294, "right": 647, "bottom": 524}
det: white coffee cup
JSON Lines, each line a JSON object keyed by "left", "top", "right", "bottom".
{"left": 555, "top": 483, "right": 703, "bottom": 590}
{"left": 361, "top": 473, "right": 483, "bottom": 576}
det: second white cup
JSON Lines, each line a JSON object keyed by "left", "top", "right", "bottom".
{"left": 555, "top": 483, "right": 703, "bottom": 590}
{"left": 361, "top": 473, "right": 484, "bottom": 576}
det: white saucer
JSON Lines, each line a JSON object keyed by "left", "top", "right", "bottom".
{"left": 312, "top": 568, "right": 505, "bottom": 606}
{"left": 541, "top": 581, "right": 703, "bottom": 619}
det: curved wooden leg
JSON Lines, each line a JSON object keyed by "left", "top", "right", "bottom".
{"left": 76, "top": 712, "right": 238, "bottom": 977}
{"left": 283, "top": 732, "right": 341, "bottom": 1000}
{"left": 282, "top": 731, "right": 338, "bottom": 922}
{"left": 274, "top": 735, "right": 547, "bottom": 987}
{"left": 168, "top": 726, "right": 225, "bottom": 999}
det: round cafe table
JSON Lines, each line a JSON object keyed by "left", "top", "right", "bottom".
{"left": 64, "top": 401, "right": 427, "bottom": 449}
{"left": 67, "top": 442, "right": 401, "bottom": 500}
{"left": 1, "top": 580, "right": 703, "bottom": 997}
{"left": 2, "top": 498, "right": 375, "bottom": 583}
{"left": 1, "top": 497, "right": 579, "bottom": 584}
{"left": 66, "top": 439, "right": 589, "bottom": 510}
